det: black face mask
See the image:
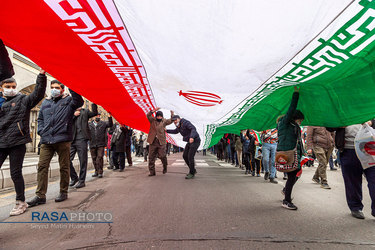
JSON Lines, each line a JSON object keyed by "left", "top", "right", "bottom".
{"left": 156, "top": 118, "right": 162, "bottom": 122}
{"left": 95, "top": 118, "right": 100, "bottom": 122}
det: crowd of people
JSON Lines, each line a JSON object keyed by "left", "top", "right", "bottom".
{"left": 0, "top": 39, "right": 374, "bottom": 220}
{"left": 210, "top": 87, "right": 374, "bottom": 218}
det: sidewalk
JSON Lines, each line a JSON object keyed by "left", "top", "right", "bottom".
{"left": 0, "top": 152, "right": 98, "bottom": 190}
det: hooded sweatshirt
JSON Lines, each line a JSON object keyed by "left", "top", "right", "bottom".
{"left": 344, "top": 124, "right": 361, "bottom": 149}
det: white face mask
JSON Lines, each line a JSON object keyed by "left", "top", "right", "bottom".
{"left": 51, "top": 88, "right": 62, "bottom": 98}
{"left": 3, "top": 88, "right": 18, "bottom": 97}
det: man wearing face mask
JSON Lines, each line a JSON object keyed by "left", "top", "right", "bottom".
{"left": 68, "top": 103, "right": 98, "bottom": 188}
{"left": 27, "top": 80, "right": 84, "bottom": 207}
{"left": 146, "top": 108, "right": 174, "bottom": 176}
{"left": 89, "top": 113, "right": 113, "bottom": 177}
{"left": 167, "top": 115, "right": 200, "bottom": 179}
{"left": 0, "top": 69, "right": 47, "bottom": 216}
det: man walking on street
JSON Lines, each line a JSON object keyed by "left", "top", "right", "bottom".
{"left": 27, "top": 81, "right": 83, "bottom": 207}
{"left": 306, "top": 126, "right": 335, "bottom": 189}
{"left": 124, "top": 126, "right": 133, "bottom": 167}
{"left": 235, "top": 136, "right": 243, "bottom": 168}
{"left": 261, "top": 128, "right": 278, "bottom": 184}
{"left": 146, "top": 108, "right": 173, "bottom": 176}
{"left": 0, "top": 69, "right": 47, "bottom": 215}
{"left": 69, "top": 103, "right": 98, "bottom": 188}
{"left": 89, "top": 113, "right": 113, "bottom": 178}
{"left": 167, "top": 115, "right": 200, "bottom": 179}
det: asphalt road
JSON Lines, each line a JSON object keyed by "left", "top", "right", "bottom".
{"left": 0, "top": 152, "right": 374, "bottom": 250}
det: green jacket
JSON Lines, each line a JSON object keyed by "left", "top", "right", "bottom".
{"left": 276, "top": 92, "right": 304, "bottom": 163}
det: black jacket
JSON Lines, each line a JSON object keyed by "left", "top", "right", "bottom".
{"left": 72, "top": 103, "right": 98, "bottom": 141}
{"left": 241, "top": 130, "right": 256, "bottom": 155}
{"left": 38, "top": 89, "right": 84, "bottom": 144}
{"left": 0, "top": 39, "right": 14, "bottom": 82}
{"left": 166, "top": 118, "right": 200, "bottom": 142}
{"left": 112, "top": 126, "right": 132, "bottom": 152}
{"left": 0, "top": 73, "right": 47, "bottom": 148}
{"left": 89, "top": 117, "right": 113, "bottom": 148}
{"left": 326, "top": 127, "right": 346, "bottom": 152}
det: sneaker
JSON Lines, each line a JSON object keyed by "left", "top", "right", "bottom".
{"left": 312, "top": 178, "right": 320, "bottom": 184}
{"left": 282, "top": 200, "right": 298, "bottom": 210}
{"left": 148, "top": 173, "right": 156, "bottom": 176}
{"left": 92, "top": 173, "right": 99, "bottom": 177}
{"left": 245, "top": 171, "right": 248, "bottom": 175}
{"left": 283, "top": 177, "right": 287, "bottom": 180}
{"left": 320, "top": 183, "right": 331, "bottom": 189}
{"left": 119, "top": 169, "right": 124, "bottom": 172}
{"left": 98, "top": 174, "right": 103, "bottom": 178}
{"left": 351, "top": 210, "right": 365, "bottom": 219}
{"left": 257, "top": 174, "right": 260, "bottom": 177}
{"left": 185, "top": 174, "right": 195, "bottom": 179}
{"left": 251, "top": 171, "right": 255, "bottom": 176}
{"left": 10, "top": 201, "right": 28, "bottom": 216}
{"left": 270, "top": 178, "right": 278, "bottom": 184}
{"left": 330, "top": 168, "right": 337, "bottom": 171}
{"left": 264, "top": 172, "right": 270, "bottom": 180}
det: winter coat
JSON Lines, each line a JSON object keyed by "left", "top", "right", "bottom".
{"left": 143, "top": 135, "right": 149, "bottom": 148}
{"left": 166, "top": 118, "right": 200, "bottom": 142}
{"left": 0, "top": 73, "right": 47, "bottom": 148}
{"left": 235, "top": 137, "right": 242, "bottom": 151}
{"left": 107, "top": 133, "right": 112, "bottom": 149}
{"left": 306, "top": 126, "right": 334, "bottom": 150}
{"left": 216, "top": 139, "right": 224, "bottom": 151}
{"left": 0, "top": 93, "right": 4, "bottom": 108}
{"left": 38, "top": 89, "right": 84, "bottom": 144}
{"left": 241, "top": 131, "right": 256, "bottom": 155}
{"left": 146, "top": 111, "right": 173, "bottom": 145}
{"left": 276, "top": 91, "right": 304, "bottom": 163}
{"left": 326, "top": 127, "right": 345, "bottom": 152}
{"left": 112, "top": 126, "right": 132, "bottom": 152}
{"left": 230, "top": 134, "right": 235, "bottom": 149}
{"left": 89, "top": 117, "right": 113, "bottom": 148}
{"left": 72, "top": 103, "right": 98, "bottom": 141}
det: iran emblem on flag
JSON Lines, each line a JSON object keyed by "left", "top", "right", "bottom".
{"left": 179, "top": 90, "right": 223, "bottom": 107}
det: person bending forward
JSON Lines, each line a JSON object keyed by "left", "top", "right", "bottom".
{"left": 167, "top": 115, "right": 200, "bottom": 179}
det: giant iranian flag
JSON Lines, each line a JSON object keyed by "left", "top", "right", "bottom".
{"left": 1, "top": 0, "right": 375, "bottom": 148}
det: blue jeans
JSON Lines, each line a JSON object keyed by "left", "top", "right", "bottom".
{"left": 226, "top": 145, "right": 232, "bottom": 161}
{"left": 262, "top": 143, "right": 277, "bottom": 178}
{"left": 341, "top": 149, "right": 375, "bottom": 214}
